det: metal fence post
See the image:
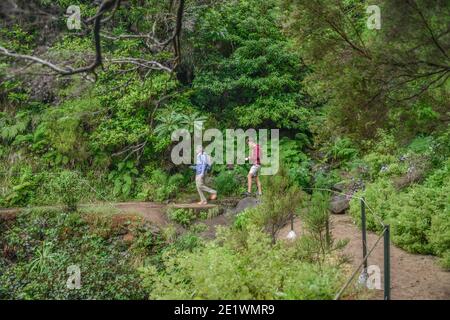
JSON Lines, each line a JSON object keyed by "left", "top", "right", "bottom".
{"left": 361, "top": 198, "right": 368, "bottom": 271}
{"left": 325, "top": 215, "right": 331, "bottom": 248}
{"left": 291, "top": 213, "right": 294, "bottom": 231}
{"left": 384, "top": 225, "right": 391, "bottom": 300}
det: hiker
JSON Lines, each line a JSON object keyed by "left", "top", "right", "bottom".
{"left": 194, "top": 146, "right": 217, "bottom": 205}
{"left": 243, "top": 137, "right": 262, "bottom": 197}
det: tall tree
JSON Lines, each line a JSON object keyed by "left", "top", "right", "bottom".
{"left": 283, "top": 0, "right": 449, "bottom": 139}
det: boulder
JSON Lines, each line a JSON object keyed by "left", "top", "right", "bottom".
{"left": 329, "top": 194, "right": 350, "bottom": 214}
{"left": 233, "top": 197, "right": 260, "bottom": 214}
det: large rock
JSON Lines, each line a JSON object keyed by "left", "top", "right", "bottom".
{"left": 233, "top": 197, "right": 260, "bottom": 214}
{"left": 329, "top": 195, "right": 350, "bottom": 214}
{"left": 393, "top": 165, "right": 425, "bottom": 190}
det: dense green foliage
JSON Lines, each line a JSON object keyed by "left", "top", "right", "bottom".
{"left": 349, "top": 132, "right": 450, "bottom": 269}
{"left": 0, "top": 209, "right": 150, "bottom": 299}
{"left": 0, "top": 0, "right": 449, "bottom": 299}
{"left": 141, "top": 226, "right": 346, "bottom": 300}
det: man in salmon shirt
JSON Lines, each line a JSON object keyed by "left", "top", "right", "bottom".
{"left": 243, "top": 137, "right": 262, "bottom": 197}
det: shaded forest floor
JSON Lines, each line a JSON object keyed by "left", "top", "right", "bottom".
{"left": 1, "top": 201, "right": 449, "bottom": 300}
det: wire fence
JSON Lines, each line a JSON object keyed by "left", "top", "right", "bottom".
{"left": 304, "top": 187, "right": 390, "bottom": 300}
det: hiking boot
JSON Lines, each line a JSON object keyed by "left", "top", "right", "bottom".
{"left": 242, "top": 191, "right": 252, "bottom": 197}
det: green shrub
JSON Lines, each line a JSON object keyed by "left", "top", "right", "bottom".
{"left": 234, "top": 208, "right": 254, "bottom": 230}
{"left": 349, "top": 179, "right": 394, "bottom": 231}
{"left": 108, "top": 160, "right": 139, "bottom": 199}
{"left": 173, "top": 232, "right": 203, "bottom": 252}
{"left": 0, "top": 208, "right": 150, "bottom": 299}
{"left": 141, "top": 226, "right": 349, "bottom": 300}
{"left": 4, "top": 166, "right": 37, "bottom": 207}
{"left": 425, "top": 159, "right": 450, "bottom": 188}
{"left": 139, "top": 170, "right": 184, "bottom": 202}
{"left": 313, "top": 170, "right": 340, "bottom": 189}
{"left": 302, "top": 192, "right": 332, "bottom": 251}
{"left": 407, "top": 136, "right": 434, "bottom": 154}
{"left": 167, "top": 208, "right": 196, "bottom": 227}
{"left": 429, "top": 212, "right": 450, "bottom": 270}
{"left": 279, "top": 137, "right": 312, "bottom": 187}
{"left": 190, "top": 223, "right": 208, "bottom": 234}
{"left": 325, "top": 137, "right": 358, "bottom": 163}
{"left": 50, "top": 171, "right": 86, "bottom": 212}
{"left": 350, "top": 175, "right": 450, "bottom": 264}
{"left": 199, "top": 206, "right": 220, "bottom": 220}
{"left": 439, "top": 251, "right": 450, "bottom": 270}
{"left": 213, "top": 170, "right": 240, "bottom": 196}
{"left": 251, "top": 167, "right": 307, "bottom": 242}
{"left": 362, "top": 152, "right": 398, "bottom": 180}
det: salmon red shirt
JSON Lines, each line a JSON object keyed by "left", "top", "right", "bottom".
{"left": 250, "top": 144, "right": 261, "bottom": 165}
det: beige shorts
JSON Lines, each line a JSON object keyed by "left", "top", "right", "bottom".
{"left": 249, "top": 165, "right": 261, "bottom": 177}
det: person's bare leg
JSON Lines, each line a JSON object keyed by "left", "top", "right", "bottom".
{"left": 247, "top": 174, "right": 253, "bottom": 193}
{"left": 256, "top": 176, "right": 262, "bottom": 195}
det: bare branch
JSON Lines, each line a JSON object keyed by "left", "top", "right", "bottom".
{"left": 0, "top": 0, "right": 119, "bottom": 76}
{"left": 0, "top": 0, "right": 186, "bottom": 80}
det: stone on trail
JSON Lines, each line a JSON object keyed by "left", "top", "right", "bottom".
{"left": 169, "top": 203, "right": 220, "bottom": 215}
{"left": 329, "top": 194, "right": 350, "bottom": 214}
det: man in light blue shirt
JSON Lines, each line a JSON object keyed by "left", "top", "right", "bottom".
{"left": 194, "top": 146, "right": 217, "bottom": 204}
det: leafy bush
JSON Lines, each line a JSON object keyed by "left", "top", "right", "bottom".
{"left": 4, "top": 166, "right": 37, "bottom": 207}
{"left": 250, "top": 168, "right": 307, "bottom": 241}
{"left": 439, "top": 252, "right": 450, "bottom": 270}
{"left": 108, "top": 160, "right": 139, "bottom": 199}
{"left": 429, "top": 212, "right": 450, "bottom": 269}
{"left": 280, "top": 137, "right": 312, "bottom": 188}
{"left": 51, "top": 171, "right": 87, "bottom": 212}
{"left": 199, "top": 206, "right": 220, "bottom": 220}
{"left": 139, "top": 170, "right": 184, "bottom": 202}
{"left": 350, "top": 176, "right": 450, "bottom": 269}
{"left": 234, "top": 208, "right": 253, "bottom": 230}
{"left": 213, "top": 170, "right": 240, "bottom": 196}
{"left": 349, "top": 179, "right": 394, "bottom": 231}
{"left": 312, "top": 169, "right": 340, "bottom": 190}
{"left": 141, "top": 226, "right": 349, "bottom": 300}
{"left": 0, "top": 209, "right": 153, "bottom": 299}
{"left": 325, "top": 137, "right": 358, "bottom": 163}
{"left": 167, "top": 208, "right": 196, "bottom": 227}
{"left": 424, "top": 159, "right": 450, "bottom": 188}
{"left": 302, "top": 192, "right": 332, "bottom": 252}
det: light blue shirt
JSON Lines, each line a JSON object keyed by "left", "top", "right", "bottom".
{"left": 195, "top": 152, "right": 208, "bottom": 176}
